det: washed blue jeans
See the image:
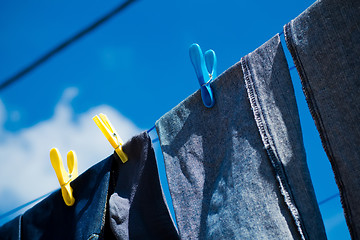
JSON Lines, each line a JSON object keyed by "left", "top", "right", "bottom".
{"left": 156, "top": 35, "right": 326, "bottom": 239}
{"left": 284, "top": 0, "right": 360, "bottom": 238}
{"left": 0, "top": 132, "right": 179, "bottom": 240}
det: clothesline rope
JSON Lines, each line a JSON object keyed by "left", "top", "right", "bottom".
{"left": 0, "top": 190, "right": 55, "bottom": 222}
{"left": 318, "top": 192, "right": 340, "bottom": 205}
{"left": 146, "top": 61, "right": 297, "bottom": 137}
{"left": 147, "top": 125, "right": 156, "bottom": 133}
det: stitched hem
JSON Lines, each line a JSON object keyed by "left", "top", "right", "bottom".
{"left": 283, "top": 23, "right": 355, "bottom": 239}
{"left": 241, "top": 54, "right": 308, "bottom": 240}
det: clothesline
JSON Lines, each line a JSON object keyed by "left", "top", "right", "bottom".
{"left": 0, "top": 190, "right": 55, "bottom": 222}
{"left": 146, "top": 62, "right": 298, "bottom": 137}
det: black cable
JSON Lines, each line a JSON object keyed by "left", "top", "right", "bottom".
{"left": 0, "top": 0, "right": 136, "bottom": 91}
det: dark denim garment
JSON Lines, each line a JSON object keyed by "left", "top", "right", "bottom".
{"left": 0, "top": 154, "right": 114, "bottom": 240}
{"left": 284, "top": 0, "right": 360, "bottom": 238}
{"left": 108, "top": 132, "right": 179, "bottom": 240}
{"left": 0, "top": 132, "right": 179, "bottom": 240}
{"left": 156, "top": 35, "right": 326, "bottom": 239}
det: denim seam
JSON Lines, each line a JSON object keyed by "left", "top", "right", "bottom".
{"left": 98, "top": 183, "right": 109, "bottom": 239}
{"left": 95, "top": 159, "right": 112, "bottom": 240}
{"left": 84, "top": 180, "right": 109, "bottom": 240}
{"left": 283, "top": 22, "right": 355, "bottom": 239}
{"left": 240, "top": 55, "right": 308, "bottom": 240}
{"left": 18, "top": 215, "right": 22, "bottom": 240}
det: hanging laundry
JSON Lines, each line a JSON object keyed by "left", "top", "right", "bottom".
{"left": 155, "top": 35, "right": 326, "bottom": 239}
{"left": 0, "top": 132, "right": 179, "bottom": 240}
{"left": 108, "top": 132, "right": 179, "bottom": 239}
{"left": 284, "top": 0, "right": 360, "bottom": 238}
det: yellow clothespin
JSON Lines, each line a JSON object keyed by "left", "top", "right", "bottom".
{"left": 50, "top": 148, "right": 78, "bottom": 206}
{"left": 93, "top": 113, "right": 128, "bottom": 163}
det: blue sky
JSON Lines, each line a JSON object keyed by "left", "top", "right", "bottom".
{"left": 0, "top": 0, "right": 350, "bottom": 238}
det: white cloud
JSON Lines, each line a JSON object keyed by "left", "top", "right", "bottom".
{"left": 0, "top": 87, "right": 141, "bottom": 219}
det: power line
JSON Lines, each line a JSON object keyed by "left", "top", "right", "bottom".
{"left": 0, "top": 0, "right": 137, "bottom": 91}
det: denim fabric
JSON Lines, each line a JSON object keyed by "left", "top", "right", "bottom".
{"left": 241, "top": 35, "right": 326, "bottom": 239}
{"left": 156, "top": 35, "right": 326, "bottom": 239}
{"left": 0, "top": 132, "right": 179, "bottom": 240}
{"left": 0, "top": 216, "right": 22, "bottom": 240}
{"left": 284, "top": 0, "right": 360, "bottom": 238}
{"left": 109, "top": 132, "right": 179, "bottom": 240}
{"left": 0, "top": 155, "right": 114, "bottom": 240}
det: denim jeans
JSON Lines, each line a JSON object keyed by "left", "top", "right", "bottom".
{"left": 284, "top": 0, "right": 360, "bottom": 238}
{"left": 156, "top": 35, "right": 326, "bottom": 239}
{"left": 108, "top": 132, "right": 179, "bottom": 240}
{"left": 0, "top": 132, "right": 179, "bottom": 240}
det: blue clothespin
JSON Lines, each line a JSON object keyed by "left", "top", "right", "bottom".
{"left": 189, "top": 43, "right": 217, "bottom": 108}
